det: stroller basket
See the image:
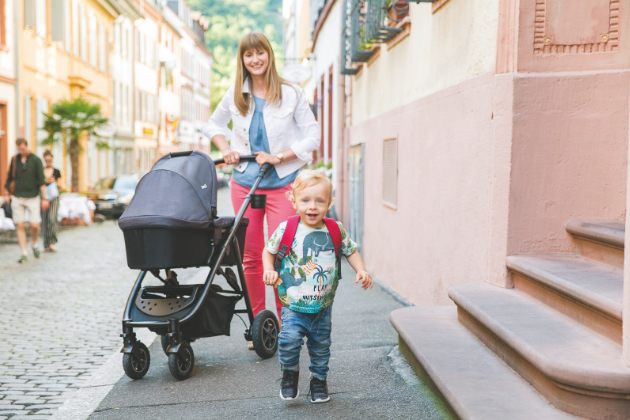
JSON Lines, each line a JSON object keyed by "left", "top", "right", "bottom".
{"left": 122, "top": 219, "right": 248, "bottom": 270}
{"left": 181, "top": 288, "right": 241, "bottom": 338}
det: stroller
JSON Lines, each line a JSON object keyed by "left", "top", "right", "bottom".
{"left": 118, "top": 151, "right": 278, "bottom": 380}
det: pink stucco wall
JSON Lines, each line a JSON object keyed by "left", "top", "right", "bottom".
{"left": 507, "top": 71, "right": 629, "bottom": 255}
{"left": 348, "top": 73, "right": 495, "bottom": 305}
{"left": 349, "top": 70, "right": 629, "bottom": 305}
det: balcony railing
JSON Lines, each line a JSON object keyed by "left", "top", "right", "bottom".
{"left": 340, "top": 0, "right": 439, "bottom": 75}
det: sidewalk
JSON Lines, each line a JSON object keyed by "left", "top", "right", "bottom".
{"left": 80, "top": 187, "right": 446, "bottom": 419}
{"left": 86, "top": 260, "right": 445, "bottom": 419}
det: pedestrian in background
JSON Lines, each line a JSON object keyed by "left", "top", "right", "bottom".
{"left": 202, "top": 32, "right": 320, "bottom": 346}
{"left": 42, "top": 150, "right": 62, "bottom": 253}
{"left": 3, "top": 138, "right": 50, "bottom": 263}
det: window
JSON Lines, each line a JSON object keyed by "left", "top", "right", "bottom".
{"left": 80, "top": 4, "right": 86, "bottom": 61}
{"left": 121, "top": 27, "right": 127, "bottom": 59}
{"left": 25, "top": 0, "right": 35, "bottom": 29}
{"left": 135, "top": 90, "right": 140, "bottom": 121}
{"left": 382, "top": 138, "right": 398, "bottom": 209}
{"left": 114, "top": 22, "right": 120, "bottom": 55}
{"left": 141, "top": 91, "right": 147, "bottom": 122}
{"left": 99, "top": 23, "right": 105, "bottom": 72}
{"left": 51, "top": 0, "right": 67, "bottom": 43}
{"left": 146, "top": 37, "right": 153, "bottom": 67}
{"left": 25, "top": 0, "right": 48, "bottom": 38}
{"left": 134, "top": 30, "right": 139, "bottom": 62}
{"left": 123, "top": 86, "right": 129, "bottom": 127}
{"left": 89, "top": 12, "right": 97, "bottom": 67}
{"left": 72, "top": 0, "right": 79, "bottom": 55}
{"left": 35, "top": 0, "right": 46, "bottom": 38}
{"left": 24, "top": 95, "right": 32, "bottom": 143}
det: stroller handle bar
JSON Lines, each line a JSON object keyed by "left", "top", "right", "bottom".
{"left": 169, "top": 150, "right": 259, "bottom": 167}
{"left": 212, "top": 155, "right": 258, "bottom": 166}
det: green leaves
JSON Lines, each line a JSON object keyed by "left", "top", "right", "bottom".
{"left": 42, "top": 97, "right": 109, "bottom": 149}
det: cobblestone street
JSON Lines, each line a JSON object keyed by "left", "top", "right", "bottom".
{"left": 0, "top": 227, "right": 216, "bottom": 418}
{"left": 0, "top": 221, "right": 138, "bottom": 419}
{"left": 0, "top": 189, "right": 230, "bottom": 419}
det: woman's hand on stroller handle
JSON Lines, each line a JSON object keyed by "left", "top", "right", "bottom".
{"left": 221, "top": 150, "right": 241, "bottom": 165}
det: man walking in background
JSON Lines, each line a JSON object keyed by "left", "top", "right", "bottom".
{"left": 3, "top": 138, "right": 50, "bottom": 263}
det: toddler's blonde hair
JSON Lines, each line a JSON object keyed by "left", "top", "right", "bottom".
{"left": 290, "top": 170, "right": 333, "bottom": 203}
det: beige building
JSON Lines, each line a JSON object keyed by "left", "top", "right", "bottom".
{"left": 0, "top": 0, "right": 17, "bottom": 196}
{"left": 19, "top": 0, "right": 123, "bottom": 191}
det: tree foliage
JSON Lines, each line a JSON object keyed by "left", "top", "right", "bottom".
{"left": 187, "top": 0, "right": 284, "bottom": 114}
{"left": 42, "top": 97, "right": 109, "bottom": 190}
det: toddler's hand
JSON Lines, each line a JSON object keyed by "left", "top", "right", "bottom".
{"left": 263, "top": 270, "right": 279, "bottom": 287}
{"left": 355, "top": 271, "right": 373, "bottom": 290}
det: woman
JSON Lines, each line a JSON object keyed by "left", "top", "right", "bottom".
{"left": 42, "top": 150, "right": 63, "bottom": 252}
{"left": 202, "top": 32, "right": 320, "bottom": 324}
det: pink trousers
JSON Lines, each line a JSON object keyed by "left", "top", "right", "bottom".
{"left": 230, "top": 180, "right": 295, "bottom": 318}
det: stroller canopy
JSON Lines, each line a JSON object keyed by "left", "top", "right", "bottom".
{"left": 119, "top": 151, "right": 218, "bottom": 230}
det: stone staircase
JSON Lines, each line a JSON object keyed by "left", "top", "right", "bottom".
{"left": 391, "top": 220, "right": 630, "bottom": 420}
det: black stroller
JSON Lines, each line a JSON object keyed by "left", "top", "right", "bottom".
{"left": 118, "top": 151, "right": 278, "bottom": 380}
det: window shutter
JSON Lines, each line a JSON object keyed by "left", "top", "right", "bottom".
{"left": 24, "top": 95, "right": 32, "bottom": 142}
{"left": 99, "top": 23, "right": 105, "bottom": 72}
{"left": 135, "top": 90, "right": 139, "bottom": 122}
{"left": 24, "top": 0, "right": 35, "bottom": 28}
{"left": 382, "top": 138, "right": 398, "bottom": 208}
{"left": 35, "top": 0, "right": 47, "bottom": 38}
{"left": 72, "top": 0, "right": 79, "bottom": 55}
{"left": 51, "top": 0, "right": 66, "bottom": 42}
{"left": 80, "top": 4, "right": 86, "bottom": 60}
{"left": 89, "top": 12, "right": 97, "bottom": 67}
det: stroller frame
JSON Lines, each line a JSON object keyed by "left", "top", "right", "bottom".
{"left": 120, "top": 154, "right": 277, "bottom": 380}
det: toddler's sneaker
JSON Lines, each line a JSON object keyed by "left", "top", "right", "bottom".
{"left": 309, "top": 377, "right": 330, "bottom": 403}
{"left": 32, "top": 246, "right": 40, "bottom": 259}
{"left": 17, "top": 254, "right": 27, "bottom": 264}
{"left": 280, "top": 370, "right": 299, "bottom": 400}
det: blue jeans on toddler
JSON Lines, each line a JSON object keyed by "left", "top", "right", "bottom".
{"left": 278, "top": 306, "right": 332, "bottom": 381}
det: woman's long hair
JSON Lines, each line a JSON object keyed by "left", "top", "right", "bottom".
{"left": 234, "top": 32, "right": 287, "bottom": 116}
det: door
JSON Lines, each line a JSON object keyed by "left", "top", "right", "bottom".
{"left": 348, "top": 143, "right": 364, "bottom": 253}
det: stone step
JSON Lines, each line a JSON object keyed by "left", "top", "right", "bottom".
{"left": 390, "top": 306, "right": 580, "bottom": 420}
{"left": 507, "top": 254, "right": 622, "bottom": 344}
{"left": 449, "top": 283, "right": 630, "bottom": 420}
{"left": 565, "top": 219, "right": 625, "bottom": 269}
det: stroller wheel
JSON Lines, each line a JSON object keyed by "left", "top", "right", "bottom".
{"left": 161, "top": 335, "right": 169, "bottom": 355}
{"left": 122, "top": 342, "right": 150, "bottom": 380}
{"left": 168, "top": 342, "right": 194, "bottom": 380}
{"left": 251, "top": 310, "right": 279, "bottom": 359}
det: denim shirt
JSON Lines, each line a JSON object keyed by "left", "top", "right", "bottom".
{"left": 232, "top": 96, "right": 298, "bottom": 189}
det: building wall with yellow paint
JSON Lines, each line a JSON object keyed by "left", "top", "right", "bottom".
{"left": 18, "top": 0, "right": 119, "bottom": 191}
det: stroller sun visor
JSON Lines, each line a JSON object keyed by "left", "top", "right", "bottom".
{"left": 118, "top": 151, "right": 218, "bottom": 230}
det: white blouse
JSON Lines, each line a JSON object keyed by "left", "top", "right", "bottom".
{"left": 201, "top": 79, "right": 321, "bottom": 178}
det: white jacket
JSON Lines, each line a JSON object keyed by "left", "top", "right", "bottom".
{"left": 200, "top": 79, "right": 320, "bottom": 178}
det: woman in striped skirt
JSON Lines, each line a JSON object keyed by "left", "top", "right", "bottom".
{"left": 42, "top": 151, "right": 63, "bottom": 252}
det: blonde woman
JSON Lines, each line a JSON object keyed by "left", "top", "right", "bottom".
{"left": 202, "top": 32, "right": 320, "bottom": 327}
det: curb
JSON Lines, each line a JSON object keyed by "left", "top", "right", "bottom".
{"left": 51, "top": 329, "right": 156, "bottom": 420}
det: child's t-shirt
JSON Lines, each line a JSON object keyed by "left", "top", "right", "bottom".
{"left": 266, "top": 220, "right": 358, "bottom": 313}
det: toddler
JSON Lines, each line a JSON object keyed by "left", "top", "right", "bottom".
{"left": 262, "top": 169, "right": 373, "bottom": 403}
